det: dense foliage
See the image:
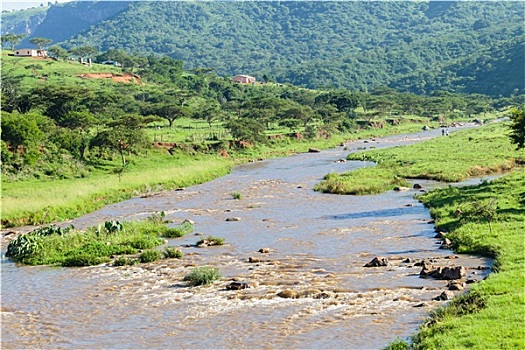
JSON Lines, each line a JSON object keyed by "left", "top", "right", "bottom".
{"left": 1, "top": 51, "right": 522, "bottom": 184}
{"left": 2, "top": 1, "right": 523, "bottom": 96}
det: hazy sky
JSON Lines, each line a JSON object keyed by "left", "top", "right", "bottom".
{"left": 2, "top": 0, "right": 73, "bottom": 12}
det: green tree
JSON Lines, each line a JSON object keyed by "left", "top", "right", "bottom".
{"left": 48, "top": 45, "right": 69, "bottom": 60}
{"left": 1, "top": 33, "right": 26, "bottom": 50}
{"left": 91, "top": 115, "right": 150, "bottom": 168}
{"left": 68, "top": 46, "right": 98, "bottom": 59}
{"left": 29, "top": 37, "right": 53, "bottom": 50}
{"left": 151, "top": 103, "right": 190, "bottom": 128}
{"left": 226, "top": 118, "right": 266, "bottom": 145}
{"left": 31, "top": 85, "right": 93, "bottom": 125}
{"left": 509, "top": 107, "right": 525, "bottom": 149}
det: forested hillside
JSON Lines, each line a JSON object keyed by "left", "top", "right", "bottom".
{"left": 2, "top": 1, "right": 523, "bottom": 96}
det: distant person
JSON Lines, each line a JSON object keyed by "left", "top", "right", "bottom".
{"left": 446, "top": 128, "right": 449, "bottom": 136}
{"left": 442, "top": 128, "right": 445, "bottom": 136}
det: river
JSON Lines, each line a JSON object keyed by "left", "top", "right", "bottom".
{"left": 1, "top": 127, "right": 491, "bottom": 349}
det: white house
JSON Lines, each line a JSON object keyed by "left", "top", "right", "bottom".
{"left": 14, "top": 49, "right": 48, "bottom": 58}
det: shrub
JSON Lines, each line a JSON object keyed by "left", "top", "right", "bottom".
{"left": 164, "top": 246, "right": 184, "bottom": 259}
{"left": 231, "top": 191, "right": 243, "bottom": 200}
{"left": 382, "top": 338, "right": 410, "bottom": 350}
{"left": 147, "top": 211, "right": 167, "bottom": 224}
{"left": 196, "top": 236, "right": 225, "bottom": 246}
{"left": 139, "top": 249, "right": 163, "bottom": 263}
{"left": 162, "top": 220, "right": 194, "bottom": 238}
{"left": 183, "top": 266, "right": 221, "bottom": 286}
{"left": 62, "top": 252, "right": 110, "bottom": 267}
{"left": 113, "top": 256, "right": 129, "bottom": 266}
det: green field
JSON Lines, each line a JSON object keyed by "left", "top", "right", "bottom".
{"left": 408, "top": 170, "right": 525, "bottom": 349}
{"left": 315, "top": 123, "right": 523, "bottom": 195}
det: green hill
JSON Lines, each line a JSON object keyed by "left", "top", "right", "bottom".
{"left": 2, "top": 1, "right": 523, "bottom": 96}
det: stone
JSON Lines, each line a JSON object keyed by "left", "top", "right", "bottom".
{"left": 419, "top": 262, "right": 438, "bottom": 277}
{"left": 447, "top": 281, "right": 465, "bottom": 291}
{"left": 308, "top": 148, "right": 321, "bottom": 153}
{"left": 431, "top": 266, "right": 466, "bottom": 280}
{"left": 247, "top": 257, "right": 261, "bottom": 263}
{"left": 434, "top": 290, "right": 455, "bottom": 301}
{"left": 226, "top": 281, "right": 256, "bottom": 291}
{"left": 226, "top": 217, "right": 241, "bottom": 222}
{"left": 258, "top": 248, "right": 271, "bottom": 253}
{"left": 434, "top": 231, "right": 448, "bottom": 239}
{"left": 278, "top": 289, "right": 298, "bottom": 299}
{"left": 393, "top": 186, "right": 410, "bottom": 191}
{"left": 440, "top": 238, "right": 452, "bottom": 249}
{"left": 364, "top": 257, "right": 389, "bottom": 267}
{"left": 413, "top": 183, "right": 423, "bottom": 189}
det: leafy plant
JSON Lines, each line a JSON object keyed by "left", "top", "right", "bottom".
{"left": 183, "top": 266, "right": 221, "bottom": 286}
{"left": 196, "top": 236, "right": 224, "bottom": 247}
{"left": 231, "top": 191, "right": 243, "bottom": 200}
{"left": 164, "top": 246, "right": 183, "bottom": 259}
{"left": 147, "top": 211, "right": 167, "bottom": 224}
{"left": 162, "top": 220, "right": 194, "bottom": 238}
{"left": 139, "top": 249, "right": 163, "bottom": 263}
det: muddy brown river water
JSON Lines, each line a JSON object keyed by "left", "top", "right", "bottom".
{"left": 1, "top": 127, "right": 491, "bottom": 349}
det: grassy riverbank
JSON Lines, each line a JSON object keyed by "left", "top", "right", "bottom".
{"left": 407, "top": 169, "right": 525, "bottom": 349}
{"left": 315, "top": 123, "right": 523, "bottom": 195}
{"left": 0, "top": 121, "right": 437, "bottom": 228}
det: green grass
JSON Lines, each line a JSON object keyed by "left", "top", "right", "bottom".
{"left": 1, "top": 152, "right": 232, "bottom": 227}
{"left": 196, "top": 236, "right": 225, "bottom": 247}
{"left": 1, "top": 118, "right": 448, "bottom": 228}
{"left": 163, "top": 246, "right": 184, "bottom": 259}
{"left": 2, "top": 53, "right": 123, "bottom": 90}
{"left": 183, "top": 266, "right": 222, "bottom": 286}
{"left": 408, "top": 170, "right": 525, "bottom": 349}
{"left": 316, "top": 123, "right": 523, "bottom": 195}
{"left": 5, "top": 219, "right": 172, "bottom": 266}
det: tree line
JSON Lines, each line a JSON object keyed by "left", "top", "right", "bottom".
{"left": 1, "top": 48, "right": 523, "bottom": 181}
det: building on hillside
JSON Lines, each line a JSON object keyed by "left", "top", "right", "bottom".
{"left": 14, "top": 49, "right": 48, "bottom": 58}
{"left": 232, "top": 74, "right": 256, "bottom": 84}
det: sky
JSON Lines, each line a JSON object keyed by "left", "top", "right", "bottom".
{"left": 1, "top": 0, "right": 73, "bottom": 12}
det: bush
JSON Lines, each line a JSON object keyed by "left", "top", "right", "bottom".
{"left": 382, "top": 338, "right": 410, "bottom": 350}
{"left": 113, "top": 256, "right": 128, "bottom": 266}
{"left": 231, "top": 191, "right": 243, "bottom": 200}
{"left": 183, "top": 266, "right": 221, "bottom": 286}
{"left": 162, "top": 220, "right": 194, "bottom": 238}
{"left": 139, "top": 249, "right": 163, "bottom": 263}
{"left": 164, "top": 246, "right": 184, "bottom": 259}
{"left": 62, "top": 253, "right": 110, "bottom": 267}
{"left": 196, "top": 236, "right": 225, "bottom": 246}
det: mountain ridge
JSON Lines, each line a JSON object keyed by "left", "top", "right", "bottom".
{"left": 2, "top": 1, "right": 523, "bottom": 96}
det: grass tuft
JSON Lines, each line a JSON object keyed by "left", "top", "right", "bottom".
{"left": 183, "top": 266, "right": 222, "bottom": 286}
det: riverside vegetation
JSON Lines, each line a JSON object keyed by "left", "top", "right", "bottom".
{"left": 315, "top": 121, "right": 524, "bottom": 195}
{"left": 316, "top": 115, "right": 523, "bottom": 349}
{"left": 4, "top": 49, "right": 520, "bottom": 228}
{"left": 5, "top": 213, "right": 193, "bottom": 267}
